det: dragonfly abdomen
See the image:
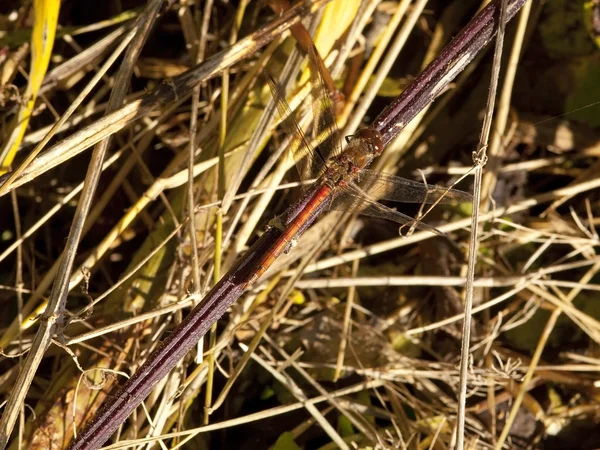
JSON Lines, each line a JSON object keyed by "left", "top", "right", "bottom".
{"left": 244, "top": 183, "right": 333, "bottom": 287}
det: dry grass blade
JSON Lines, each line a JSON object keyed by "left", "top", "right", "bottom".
{"left": 0, "top": 0, "right": 331, "bottom": 197}
{"left": 0, "top": 1, "right": 165, "bottom": 446}
{"left": 343, "top": 0, "right": 427, "bottom": 136}
{"left": 244, "top": 343, "right": 351, "bottom": 450}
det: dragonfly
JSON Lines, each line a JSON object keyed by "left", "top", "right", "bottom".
{"left": 249, "top": 45, "right": 472, "bottom": 284}
{"left": 66, "top": 44, "right": 473, "bottom": 450}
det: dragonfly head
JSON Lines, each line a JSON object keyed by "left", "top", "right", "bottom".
{"left": 354, "top": 128, "right": 383, "bottom": 156}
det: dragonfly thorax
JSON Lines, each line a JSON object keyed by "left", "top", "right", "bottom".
{"left": 329, "top": 127, "right": 383, "bottom": 180}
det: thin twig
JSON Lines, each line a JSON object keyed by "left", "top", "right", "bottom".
{"left": 186, "top": 0, "right": 210, "bottom": 351}
{"left": 10, "top": 188, "right": 24, "bottom": 449}
{"left": 335, "top": 258, "right": 359, "bottom": 381}
{"left": 205, "top": 0, "right": 250, "bottom": 424}
{"left": 455, "top": 0, "right": 509, "bottom": 448}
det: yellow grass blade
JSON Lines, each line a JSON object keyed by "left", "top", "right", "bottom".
{"left": 313, "top": 0, "right": 360, "bottom": 57}
{"left": 0, "top": 0, "right": 60, "bottom": 172}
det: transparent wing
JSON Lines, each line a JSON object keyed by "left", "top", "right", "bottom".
{"left": 329, "top": 183, "right": 447, "bottom": 236}
{"left": 307, "top": 44, "right": 342, "bottom": 168}
{"left": 356, "top": 169, "right": 473, "bottom": 204}
{"left": 265, "top": 72, "right": 319, "bottom": 183}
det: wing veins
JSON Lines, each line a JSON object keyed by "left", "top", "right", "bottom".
{"left": 264, "top": 72, "right": 321, "bottom": 181}
{"left": 307, "top": 44, "right": 342, "bottom": 165}
{"left": 357, "top": 169, "right": 473, "bottom": 205}
{"left": 332, "top": 183, "right": 446, "bottom": 236}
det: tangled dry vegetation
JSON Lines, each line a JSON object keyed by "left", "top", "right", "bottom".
{"left": 1, "top": 0, "right": 600, "bottom": 449}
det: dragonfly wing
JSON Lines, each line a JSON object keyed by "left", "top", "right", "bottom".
{"left": 356, "top": 169, "right": 473, "bottom": 204}
{"left": 265, "top": 72, "right": 318, "bottom": 183}
{"left": 307, "top": 44, "right": 342, "bottom": 168}
{"left": 329, "top": 184, "right": 447, "bottom": 236}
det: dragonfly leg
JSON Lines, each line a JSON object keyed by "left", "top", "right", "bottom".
{"left": 282, "top": 237, "right": 298, "bottom": 254}
{"left": 267, "top": 216, "right": 286, "bottom": 232}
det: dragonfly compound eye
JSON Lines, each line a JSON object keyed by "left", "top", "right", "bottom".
{"left": 355, "top": 128, "right": 383, "bottom": 155}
